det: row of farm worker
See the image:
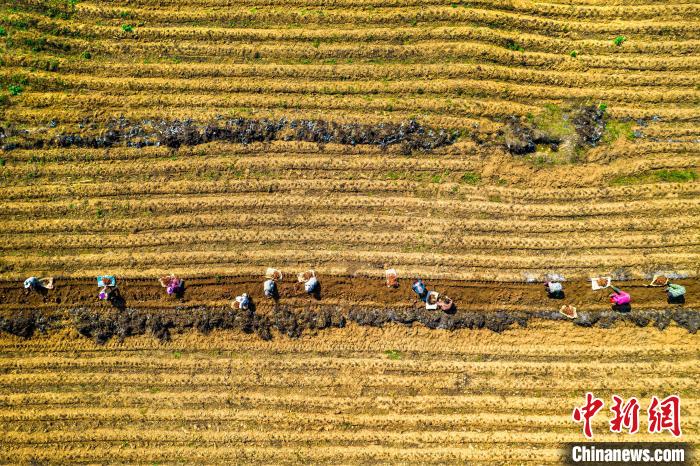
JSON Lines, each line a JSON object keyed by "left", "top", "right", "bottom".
{"left": 23, "top": 270, "right": 687, "bottom": 317}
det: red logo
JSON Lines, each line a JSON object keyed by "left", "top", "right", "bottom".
{"left": 648, "top": 395, "right": 682, "bottom": 437}
{"left": 609, "top": 395, "right": 640, "bottom": 434}
{"left": 572, "top": 393, "right": 681, "bottom": 438}
{"left": 572, "top": 392, "right": 605, "bottom": 438}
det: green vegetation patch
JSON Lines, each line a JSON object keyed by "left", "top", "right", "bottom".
{"left": 460, "top": 171, "right": 481, "bottom": 185}
{"left": 8, "top": 84, "right": 23, "bottom": 95}
{"left": 504, "top": 39, "right": 524, "bottom": 52}
{"left": 7, "top": 0, "right": 79, "bottom": 20}
{"left": 602, "top": 119, "right": 635, "bottom": 143}
{"left": 532, "top": 104, "right": 575, "bottom": 140}
{"left": 610, "top": 169, "right": 697, "bottom": 186}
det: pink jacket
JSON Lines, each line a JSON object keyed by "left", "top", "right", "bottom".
{"left": 610, "top": 290, "right": 631, "bottom": 305}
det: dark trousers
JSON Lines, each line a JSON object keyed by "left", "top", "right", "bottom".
{"left": 612, "top": 303, "right": 632, "bottom": 313}
{"left": 548, "top": 290, "right": 565, "bottom": 300}
{"left": 668, "top": 294, "right": 685, "bottom": 304}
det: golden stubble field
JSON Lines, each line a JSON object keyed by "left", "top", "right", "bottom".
{"left": 1, "top": 0, "right": 699, "bottom": 463}
{"left": 0, "top": 322, "right": 698, "bottom": 464}
{"left": 0, "top": 0, "right": 698, "bottom": 281}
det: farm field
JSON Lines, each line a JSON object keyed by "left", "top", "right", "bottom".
{"left": 0, "top": 0, "right": 698, "bottom": 281}
{"left": 1, "top": 0, "right": 699, "bottom": 463}
{"left": 0, "top": 323, "right": 699, "bottom": 464}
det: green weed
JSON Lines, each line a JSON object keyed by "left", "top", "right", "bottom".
{"left": 8, "top": 84, "right": 22, "bottom": 96}
{"left": 505, "top": 39, "right": 524, "bottom": 51}
{"left": 460, "top": 171, "right": 481, "bottom": 185}
{"left": 533, "top": 104, "right": 574, "bottom": 139}
{"left": 385, "top": 349, "right": 402, "bottom": 360}
{"left": 121, "top": 24, "right": 134, "bottom": 32}
{"left": 613, "top": 35, "right": 626, "bottom": 46}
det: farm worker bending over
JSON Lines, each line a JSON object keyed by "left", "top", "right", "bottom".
{"left": 609, "top": 286, "right": 630, "bottom": 305}
{"left": 24, "top": 277, "right": 40, "bottom": 291}
{"left": 305, "top": 276, "right": 319, "bottom": 294}
{"left": 666, "top": 284, "right": 686, "bottom": 304}
{"left": 385, "top": 269, "right": 399, "bottom": 288}
{"left": 412, "top": 279, "right": 428, "bottom": 302}
{"left": 438, "top": 296, "right": 455, "bottom": 312}
{"left": 544, "top": 281, "right": 564, "bottom": 299}
{"left": 298, "top": 270, "right": 319, "bottom": 295}
{"left": 264, "top": 267, "right": 282, "bottom": 299}
{"left": 609, "top": 286, "right": 631, "bottom": 312}
{"left": 234, "top": 293, "right": 251, "bottom": 310}
{"left": 97, "top": 275, "right": 117, "bottom": 300}
{"left": 159, "top": 274, "right": 184, "bottom": 295}
{"left": 264, "top": 279, "right": 278, "bottom": 299}
{"left": 24, "top": 277, "right": 54, "bottom": 294}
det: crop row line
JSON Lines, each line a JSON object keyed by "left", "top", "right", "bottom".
{"left": 2, "top": 229, "right": 698, "bottom": 252}
{"left": 3, "top": 211, "right": 697, "bottom": 235}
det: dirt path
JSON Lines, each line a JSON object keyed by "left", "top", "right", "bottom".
{"left": 1, "top": 276, "right": 696, "bottom": 313}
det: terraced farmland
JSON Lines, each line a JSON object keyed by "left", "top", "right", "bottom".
{"left": 0, "top": 0, "right": 699, "bottom": 281}
{"left": 1, "top": 0, "right": 700, "bottom": 281}
{"left": 0, "top": 0, "right": 699, "bottom": 462}
{"left": 0, "top": 142, "right": 698, "bottom": 280}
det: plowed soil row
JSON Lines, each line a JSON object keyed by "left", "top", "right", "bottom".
{"left": 1, "top": 277, "right": 696, "bottom": 313}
